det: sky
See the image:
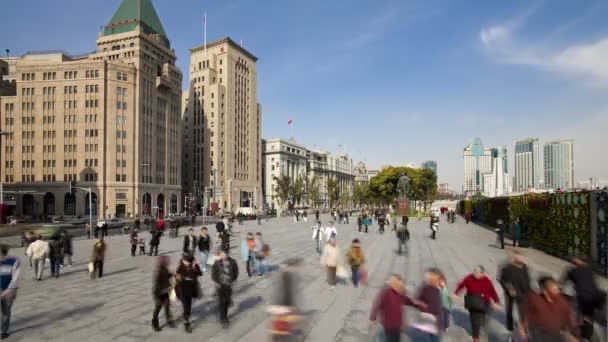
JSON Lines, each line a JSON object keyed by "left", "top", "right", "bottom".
{"left": 2, "top": 0, "right": 608, "bottom": 190}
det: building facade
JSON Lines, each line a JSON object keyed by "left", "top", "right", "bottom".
{"left": 184, "top": 37, "right": 262, "bottom": 212}
{"left": 262, "top": 138, "right": 308, "bottom": 209}
{"left": 353, "top": 161, "right": 369, "bottom": 185}
{"left": 463, "top": 138, "right": 492, "bottom": 194}
{"left": 481, "top": 146, "right": 509, "bottom": 197}
{"left": 327, "top": 154, "right": 355, "bottom": 208}
{"left": 0, "top": 0, "right": 183, "bottom": 219}
{"left": 514, "top": 138, "right": 540, "bottom": 192}
{"left": 544, "top": 139, "right": 574, "bottom": 191}
{"left": 421, "top": 160, "right": 437, "bottom": 175}
{"left": 307, "top": 150, "right": 329, "bottom": 208}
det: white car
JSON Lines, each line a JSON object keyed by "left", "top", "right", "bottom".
{"left": 237, "top": 207, "right": 256, "bottom": 216}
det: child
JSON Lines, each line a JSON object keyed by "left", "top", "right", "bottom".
{"left": 439, "top": 274, "right": 452, "bottom": 332}
{"left": 138, "top": 238, "right": 146, "bottom": 256}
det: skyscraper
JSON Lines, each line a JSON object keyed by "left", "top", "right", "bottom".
{"left": 514, "top": 138, "right": 540, "bottom": 192}
{"left": 421, "top": 160, "right": 437, "bottom": 175}
{"left": 0, "top": 0, "right": 183, "bottom": 218}
{"left": 482, "top": 146, "right": 509, "bottom": 197}
{"left": 184, "top": 37, "right": 262, "bottom": 212}
{"left": 544, "top": 140, "right": 574, "bottom": 190}
{"left": 463, "top": 138, "right": 492, "bottom": 194}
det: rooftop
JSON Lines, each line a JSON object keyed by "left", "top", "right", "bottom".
{"left": 103, "top": 0, "right": 169, "bottom": 46}
{"left": 190, "top": 37, "right": 258, "bottom": 62}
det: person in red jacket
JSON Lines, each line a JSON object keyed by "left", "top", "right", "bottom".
{"left": 370, "top": 274, "right": 426, "bottom": 342}
{"left": 454, "top": 266, "right": 501, "bottom": 342}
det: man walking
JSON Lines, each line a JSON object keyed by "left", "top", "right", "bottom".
{"left": 312, "top": 221, "right": 324, "bottom": 255}
{"left": 0, "top": 245, "right": 20, "bottom": 339}
{"left": 48, "top": 236, "right": 63, "bottom": 278}
{"left": 130, "top": 229, "right": 139, "bottom": 257}
{"left": 197, "top": 228, "right": 212, "bottom": 272}
{"left": 183, "top": 228, "right": 198, "bottom": 254}
{"left": 61, "top": 231, "right": 73, "bottom": 267}
{"left": 211, "top": 250, "right": 239, "bottom": 328}
{"left": 26, "top": 236, "right": 48, "bottom": 281}
{"left": 149, "top": 229, "right": 162, "bottom": 256}
{"left": 396, "top": 216, "right": 410, "bottom": 255}
{"left": 253, "top": 232, "right": 267, "bottom": 275}
{"left": 499, "top": 250, "right": 531, "bottom": 341}
{"left": 91, "top": 238, "right": 106, "bottom": 279}
{"left": 216, "top": 216, "right": 226, "bottom": 234}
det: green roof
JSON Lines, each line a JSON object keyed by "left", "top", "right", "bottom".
{"left": 104, "top": 0, "right": 167, "bottom": 37}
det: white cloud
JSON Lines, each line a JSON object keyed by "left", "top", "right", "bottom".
{"left": 480, "top": 25, "right": 511, "bottom": 47}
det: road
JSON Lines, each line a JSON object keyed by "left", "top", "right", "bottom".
{"left": 2, "top": 215, "right": 606, "bottom": 342}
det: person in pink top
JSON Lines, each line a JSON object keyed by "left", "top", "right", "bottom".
{"left": 454, "top": 265, "right": 501, "bottom": 342}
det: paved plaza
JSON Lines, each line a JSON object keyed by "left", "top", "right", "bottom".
{"left": 1, "top": 215, "right": 606, "bottom": 342}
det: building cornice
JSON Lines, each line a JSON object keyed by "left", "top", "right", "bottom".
{"left": 190, "top": 37, "right": 258, "bottom": 62}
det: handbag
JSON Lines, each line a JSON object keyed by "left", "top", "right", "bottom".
{"left": 361, "top": 268, "right": 368, "bottom": 285}
{"left": 464, "top": 293, "right": 488, "bottom": 312}
{"left": 88, "top": 262, "right": 94, "bottom": 274}
{"left": 336, "top": 265, "right": 350, "bottom": 279}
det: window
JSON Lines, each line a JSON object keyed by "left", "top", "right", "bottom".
{"left": 117, "top": 72, "right": 122, "bottom": 81}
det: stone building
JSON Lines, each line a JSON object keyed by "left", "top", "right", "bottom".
{"left": 262, "top": 138, "right": 308, "bottom": 209}
{"left": 0, "top": 0, "right": 182, "bottom": 219}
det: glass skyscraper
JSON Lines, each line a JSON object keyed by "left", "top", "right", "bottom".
{"left": 544, "top": 140, "right": 574, "bottom": 190}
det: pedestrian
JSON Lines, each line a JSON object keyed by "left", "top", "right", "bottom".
{"left": 149, "top": 229, "right": 162, "bottom": 256}
{"left": 363, "top": 215, "right": 369, "bottom": 233}
{"left": 61, "top": 231, "right": 73, "bottom": 267}
{"left": 396, "top": 216, "right": 410, "bottom": 255}
{"left": 48, "top": 235, "right": 63, "bottom": 278}
{"left": 370, "top": 274, "right": 426, "bottom": 342}
{"left": 414, "top": 269, "right": 443, "bottom": 342}
{"left": 521, "top": 276, "right": 579, "bottom": 342}
{"left": 303, "top": 210, "right": 308, "bottom": 223}
{"left": 324, "top": 222, "right": 337, "bottom": 243}
{"left": 151, "top": 255, "right": 175, "bottom": 332}
{"left": 511, "top": 218, "right": 522, "bottom": 247}
{"left": 102, "top": 221, "right": 109, "bottom": 238}
{"left": 156, "top": 218, "right": 165, "bottom": 232}
{"left": 438, "top": 274, "right": 452, "bottom": 333}
{"left": 90, "top": 237, "right": 106, "bottom": 279}
{"left": 378, "top": 214, "right": 386, "bottom": 233}
{"left": 498, "top": 250, "right": 531, "bottom": 340}
{"left": 344, "top": 211, "right": 349, "bottom": 224}
{"left": 561, "top": 257, "right": 606, "bottom": 341}
{"left": 253, "top": 232, "right": 268, "bottom": 275}
{"left": 465, "top": 211, "right": 471, "bottom": 224}
{"left": 346, "top": 239, "right": 365, "bottom": 287}
{"left": 312, "top": 221, "right": 324, "bottom": 255}
{"left": 85, "top": 223, "right": 92, "bottom": 240}
{"left": 130, "top": 229, "right": 139, "bottom": 257}
{"left": 176, "top": 252, "right": 203, "bottom": 333}
{"left": 495, "top": 219, "right": 505, "bottom": 249}
{"left": 429, "top": 214, "right": 439, "bottom": 240}
{"left": 269, "top": 258, "right": 302, "bottom": 339}
{"left": 183, "top": 228, "right": 197, "bottom": 254}
{"left": 197, "top": 227, "right": 212, "bottom": 273}
{"left": 211, "top": 249, "right": 239, "bottom": 328}
{"left": 216, "top": 216, "right": 226, "bottom": 234}
{"left": 320, "top": 238, "right": 340, "bottom": 289}
{"left": 95, "top": 221, "right": 102, "bottom": 238}
{"left": 138, "top": 238, "right": 146, "bottom": 256}
{"left": 0, "top": 244, "right": 20, "bottom": 339}
{"left": 219, "top": 230, "right": 231, "bottom": 254}
{"left": 242, "top": 232, "right": 255, "bottom": 277}
{"left": 453, "top": 265, "right": 501, "bottom": 342}
{"left": 357, "top": 216, "right": 363, "bottom": 233}
{"left": 315, "top": 210, "right": 320, "bottom": 221}
{"left": 23, "top": 232, "right": 36, "bottom": 270}
{"left": 26, "top": 236, "right": 48, "bottom": 281}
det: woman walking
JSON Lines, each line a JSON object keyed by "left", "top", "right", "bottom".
{"left": 152, "top": 256, "right": 175, "bottom": 332}
{"left": 320, "top": 238, "right": 340, "bottom": 289}
{"left": 176, "top": 252, "right": 203, "bottom": 333}
{"left": 346, "top": 239, "right": 365, "bottom": 287}
{"left": 454, "top": 266, "right": 501, "bottom": 342}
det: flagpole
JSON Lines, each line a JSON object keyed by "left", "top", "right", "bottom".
{"left": 204, "top": 12, "right": 207, "bottom": 55}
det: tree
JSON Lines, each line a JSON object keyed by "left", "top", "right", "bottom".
{"left": 292, "top": 176, "right": 305, "bottom": 206}
{"left": 368, "top": 166, "right": 438, "bottom": 210}
{"left": 273, "top": 174, "right": 292, "bottom": 209}
{"left": 353, "top": 183, "right": 372, "bottom": 208}
{"left": 327, "top": 178, "right": 339, "bottom": 209}
{"left": 306, "top": 176, "right": 320, "bottom": 207}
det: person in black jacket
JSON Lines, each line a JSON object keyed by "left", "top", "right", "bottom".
{"left": 216, "top": 217, "right": 226, "bottom": 234}
{"left": 183, "top": 228, "right": 197, "bottom": 254}
{"left": 176, "top": 252, "right": 203, "bottom": 333}
{"left": 498, "top": 250, "right": 531, "bottom": 338}
{"left": 149, "top": 230, "right": 162, "bottom": 256}
{"left": 197, "top": 228, "right": 212, "bottom": 272}
{"left": 130, "top": 229, "right": 139, "bottom": 257}
{"left": 152, "top": 255, "right": 175, "bottom": 332}
{"left": 211, "top": 249, "right": 239, "bottom": 327}
{"left": 49, "top": 236, "right": 63, "bottom": 278}
{"left": 60, "top": 231, "right": 73, "bottom": 267}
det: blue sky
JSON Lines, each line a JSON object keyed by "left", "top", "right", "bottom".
{"left": 3, "top": 0, "right": 608, "bottom": 189}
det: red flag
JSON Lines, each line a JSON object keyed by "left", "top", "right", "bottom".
{"left": 288, "top": 119, "right": 293, "bottom": 125}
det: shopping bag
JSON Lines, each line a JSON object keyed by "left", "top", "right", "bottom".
{"left": 336, "top": 264, "right": 350, "bottom": 279}
{"left": 88, "top": 262, "right": 94, "bottom": 274}
{"left": 207, "top": 254, "right": 217, "bottom": 266}
{"left": 361, "top": 268, "right": 369, "bottom": 285}
{"left": 169, "top": 288, "right": 177, "bottom": 302}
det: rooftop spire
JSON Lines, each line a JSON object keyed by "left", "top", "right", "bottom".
{"left": 104, "top": 0, "right": 167, "bottom": 38}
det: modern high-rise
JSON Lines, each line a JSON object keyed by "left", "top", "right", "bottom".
{"left": 0, "top": 0, "right": 183, "bottom": 218}
{"left": 514, "top": 138, "right": 540, "bottom": 192}
{"left": 184, "top": 37, "right": 262, "bottom": 212}
{"left": 544, "top": 139, "right": 574, "bottom": 190}
{"left": 482, "top": 146, "right": 509, "bottom": 197}
{"left": 421, "top": 160, "right": 437, "bottom": 175}
{"left": 463, "top": 138, "right": 492, "bottom": 194}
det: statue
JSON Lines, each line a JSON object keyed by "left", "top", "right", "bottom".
{"left": 397, "top": 175, "right": 410, "bottom": 199}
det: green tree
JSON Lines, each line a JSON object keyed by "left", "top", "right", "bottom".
{"left": 368, "top": 166, "right": 438, "bottom": 210}
{"left": 353, "top": 183, "right": 372, "bottom": 208}
{"left": 327, "top": 178, "right": 339, "bottom": 209}
{"left": 292, "top": 176, "right": 305, "bottom": 206}
{"left": 306, "top": 176, "right": 320, "bottom": 207}
{"left": 273, "top": 174, "right": 292, "bottom": 209}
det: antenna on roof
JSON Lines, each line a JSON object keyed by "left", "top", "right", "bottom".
{"left": 138, "top": 0, "right": 141, "bottom": 22}
{"left": 240, "top": 39, "right": 243, "bottom": 47}
{"left": 204, "top": 12, "right": 207, "bottom": 55}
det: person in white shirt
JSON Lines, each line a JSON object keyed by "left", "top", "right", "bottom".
{"left": 311, "top": 222, "right": 325, "bottom": 255}
{"left": 25, "top": 237, "right": 49, "bottom": 281}
{"left": 320, "top": 238, "right": 340, "bottom": 289}
{"left": 324, "top": 222, "right": 337, "bottom": 242}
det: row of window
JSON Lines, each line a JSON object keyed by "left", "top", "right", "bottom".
{"left": 116, "top": 131, "right": 127, "bottom": 139}
{"left": 42, "top": 160, "right": 56, "bottom": 168}
{"left": 22, "top": 145, "right": 35, "bottom": 153}
{"left": 43, "top": 101, "right": 56, "bottom": 110}
{"left": 22, "top": 160, "right": 35, "bottom": 168}
{"left": 116, "top": 174, "right": 127, "bottom": 182}
{"left": 64, "top": 145, "right": 78, "bottom": 153}
{"left": 85, "top": 144, "right": 99, "bottom": 152}
{"left": 64, "top": 85, "right": 77, "bottom": 94}
{"left": 85, "top": 159, "right": 99, "bottom": 167}
{"left": 84, "top": 173, "right": 98, "bottom": 182}
{"left": 64, "top": 115, "right": 77, "bottom": 124}
{"left": 117, "top": 87, "right": 127, "bottom": 97}
{"left": 64, "top": 130, "right": 77, "bottom": 138}
{"left": 22, "top": 102, "right": 35, "bottom": 111}
{"left": 85, "top": 129, "right": 99, "bottom": 137}
{"left": 85, "top": 99, "right": 99, "bottom": 108}
{"left": 43, "top": 175, "right": 57, "bottom": 182}
{"left": 65, "top": 71, "right": 78, "bottom": 79}
{"left": 64, "top": 159, "right": 78, "bottom": 168}
{"left": 42, "top": 145, "right": 56, "bottom": 153}
{"left": 43, "top": 116, "right": 56, "bottom": 124}
{"left": 22, "top": 88, "right": 35, "bottom": 96}
{"left": 116, "top": 160, "right": 127, "bottom": 168}
{"left": 22, "top": 131, "right": 35, "bottom": 139}
{"left": 42, "top": 72, "right": 57, "bottom": 81}
{"left": 85, "top": 70, "right": 100, "bottom": 78}
{"left": 21, "top": 73, "right": 36, "bottom": 81}
{"left": 117, "top": 72, "right": 128, "bottom": 81}
{"left": 85, "top": 84, "right": 100, "bottom": 93}
{"left": 42, "top": 131, "right": 57, "bottom": 139}
{"left": 116, "top": 101, "right": 127, "bottom": 110}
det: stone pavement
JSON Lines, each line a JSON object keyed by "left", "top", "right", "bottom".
{"left": 2, "top": 215, "right": 606, "bottom": 342}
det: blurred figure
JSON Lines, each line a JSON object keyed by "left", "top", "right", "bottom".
{"left": 0, "top": 244, "right": 20, "bottom": 339}
{"left": 511, "top": 218, "right": 522, "bottom": 247}
{"left": 211, "top": 249, "right": 239, "bottom": 327}
{"left": 48, "top": 235, "right": 63, "bottom": 278}
{"left": 216, "top": 216, "right": 226, "bottom": 234}
{"left": 561, "top": 257, "right": 606, "bottom": 341}
{"left": 151, "top": 255, "right": 175, "bottom": 332}
{"left": 370, "top": 274, "right": 426, "bottom": 342}
{"left": 61, "top": 231, "right": 73, "bottom": 267}
{"left": 26, "top": 236, "right": 48, "bottom": 281}
{"left": 521, "top": 276, "right": 579, "bottom": 342}
{"left": 130, "top": 229, "right": 139, "bottom": 257}
{"left": 320, "top": 238, "right": 340, "bottom": 289}
{"left": 429, "top": 214, "right": 439, "bottom": 240}
{"left": 438, "top": 274, "right": 453, "bottom": 333}
{"left": 242, "top": 232, "right": 255, "bottom": 277}
{"left": 90, "top": 237, "right": 106, "bottom": 279}
{"left": 311, "top": 221, "right": 324, "bottom": 255}
{"left": 149, "top": 229, "right": 162, "bottom": 256}
{"left": 346, "top": 239, "right": 365, "bottom": 288}
{"left": 23, "top": 232, "right": 36, "bottom": 270}
{"left": 268, "top": 258, "right": 303, "bottom": 341}
{"left": 197, "top": 227, "right": 212, "bottom": 272}
{"left": 454, "top": 265, "right": 501, "bottom": 342}
{"left": 176, "top": 252, "right": 202, "bottom": 333}
{"left": 378, "top": 214, "right": 386, "bottom": 234}
{"left": 138, "top": 238, "right": 146, "bottom": 256}
{"left": 183, "top": 228, "right": 197, "bottom": 254}
{"left": 357, "top": 216, "right": 363, "bottom": 233}
{"left": 324, "top": 222, "right": 337, "bottom": 242}
{"left": 219, "top": 229, "right": 231, "bottom": 254}
{"left": 414, "top": 268, "right": 443, "bottom": 342}
{"left": 498, "top": 250, "right": 531, "bottom": 340}
{"left": 396, "top": 216, "right": 410, "bottom": 255}
{"left": 253, "top": 232, "right": 268, "bottom": 276}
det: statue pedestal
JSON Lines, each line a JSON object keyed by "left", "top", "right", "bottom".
{"left": 396, "top": 199, "right": 410, "bottom": 216}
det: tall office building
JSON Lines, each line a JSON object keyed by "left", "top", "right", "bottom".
{"left": 482, "top": 146, "right": 509, "bottom": 197}
{"left": 514, "top": 138, "right": 540, "bottom": 192}
{"left": 184, "top": 37, "right": 262, "bottom": 212}
{"left": 0, "top": 0, "right": 183, "bottom": 218}
{"left": 544, "top": 140, "right": 574, "bottom": 190}
{"left": 421, "top": 160, "right": 437, "bottom": 175}
{"left": 463, "top": 138, "right": 492, "bottom": 194}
